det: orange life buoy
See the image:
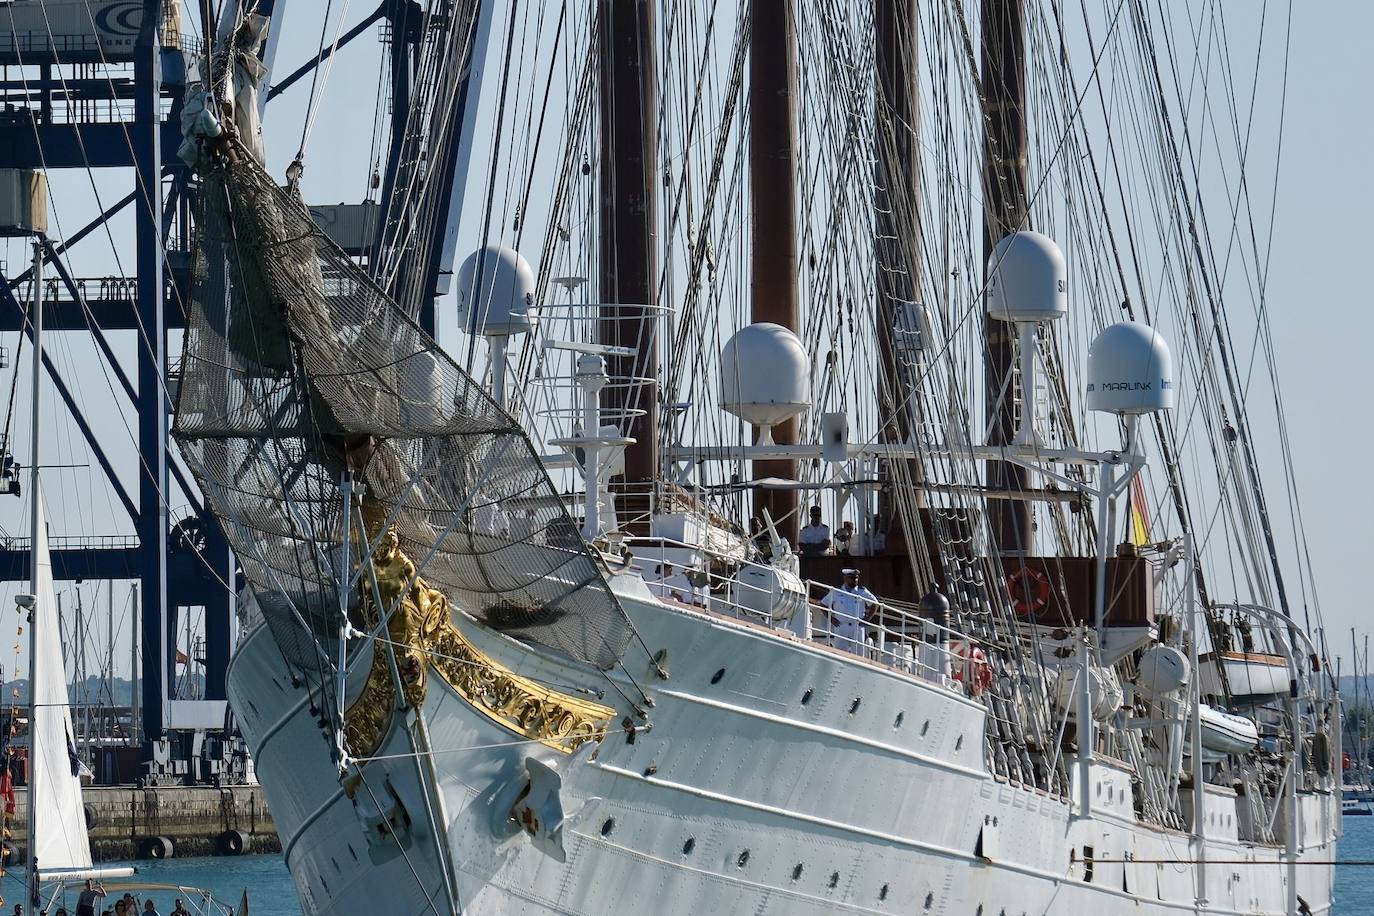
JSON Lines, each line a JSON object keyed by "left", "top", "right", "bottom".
{"left": 1006, "top": 566, "right": 1050, "bottom": 616}
{"left": 952, "top": 642, "right": 994, "bottom": 695}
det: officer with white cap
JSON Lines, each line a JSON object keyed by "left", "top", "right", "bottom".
{"left": 820, "top": 568, "right": 878, "bottom": 655}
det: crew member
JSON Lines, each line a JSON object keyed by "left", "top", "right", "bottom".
{"left": 820, "top": 568, "right": 878, "bottom": 655}
{"left": 798, "top": 506, "right": 831, "bottom": 556}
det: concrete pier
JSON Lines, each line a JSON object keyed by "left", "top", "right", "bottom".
{"left": 12, "top": 785, "right": 280, "bottom": 861}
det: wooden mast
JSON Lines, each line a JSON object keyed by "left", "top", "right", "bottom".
{"left": 749, "top": 0, "right": 801, "bottom": 545}
{"left": 599, "top": 0, "right": 659, "bottom": 514}
{"left": 980, "top": 0, "right": 1033, "bottom": 554}
{"left": 875, "top": 0, "right": 923, "bottom": 530}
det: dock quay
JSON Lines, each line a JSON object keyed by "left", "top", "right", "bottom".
{"left": 11, "top": 785, "right": 280, "bottom": 861}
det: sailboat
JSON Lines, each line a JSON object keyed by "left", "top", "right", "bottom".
{"left": 170, "top": 1, "right": 1337, "bottom": 914}
{"left": 21, "top": 485, "right": 135, "bottom": 903}
{"left": 22, "top": 495, "right": 136, "bottom": 905}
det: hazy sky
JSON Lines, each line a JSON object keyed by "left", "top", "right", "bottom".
{"left": 0, "top": 0, "right": 1366, "bottom": 685}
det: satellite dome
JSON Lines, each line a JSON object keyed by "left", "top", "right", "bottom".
{"left": 456, "top": 245, "right": 536, "bottom": 337}
{"left": 1086, "top": 321, "right": 1175, "bottom": 415}
{"left": 985, "top": 230, "right": 1067, "bottom": 322}
{"left": 720, "top": 322, "right": 811, "bottom": 431}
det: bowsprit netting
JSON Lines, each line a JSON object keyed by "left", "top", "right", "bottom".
{"left": 173, "top": 154, "right": 634, "bottom": 671}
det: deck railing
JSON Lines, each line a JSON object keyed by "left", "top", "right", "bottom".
{"left": 622, "top": 536, "right": 979, "bottom": 695}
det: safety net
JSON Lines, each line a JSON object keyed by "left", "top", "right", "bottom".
{"left": 173, "top": 154, "right": 634, "bottom": 671}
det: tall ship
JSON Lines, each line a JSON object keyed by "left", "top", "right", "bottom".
{"left": 164, "top": 0, "right": 1339, "bottom": 913}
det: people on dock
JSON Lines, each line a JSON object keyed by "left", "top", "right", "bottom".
{"left": 76, "top": 880, "right": 105, "bottom": 916}
{"left": 798, "top": 506, "right": 831, "bottom": 556}
{"left": 820, "top": 568, "right": 878, "bottom": 655}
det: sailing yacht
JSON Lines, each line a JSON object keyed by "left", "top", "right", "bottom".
{"left": 171, "top": 2, "right": 1337, "bottom": 914}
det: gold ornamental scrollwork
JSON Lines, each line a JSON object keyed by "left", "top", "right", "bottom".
{"left": 343, "top": 516, "right": 615, "bottom": 760}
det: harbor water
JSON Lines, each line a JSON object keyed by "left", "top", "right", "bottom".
{"left": 10, "top": 856, "right": 298, "bottom": 916}
{"left": 14, "top": 821, "right": 1374, "bottom": 916}
{"left": 1337, "top": 815, "right": 1374, "bottom": 914}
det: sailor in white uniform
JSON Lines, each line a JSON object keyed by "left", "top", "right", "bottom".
{"left": 820, "top": 568, "right": 878, "bottom": 655}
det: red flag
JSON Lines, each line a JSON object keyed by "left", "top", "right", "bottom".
{"left": 2, "top": 768, "right": 16, "bottom": 816}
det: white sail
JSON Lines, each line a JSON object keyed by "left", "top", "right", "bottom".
{"left": 28, "top": 487, "right": 92, "bottom": 876}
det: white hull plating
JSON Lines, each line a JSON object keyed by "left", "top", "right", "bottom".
{"left": 229, "top": 587, "right": 1336, "bottom": 916}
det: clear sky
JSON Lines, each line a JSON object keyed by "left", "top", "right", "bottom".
{"left": 0, "top": 0, "right": 1366, "bottom": 684}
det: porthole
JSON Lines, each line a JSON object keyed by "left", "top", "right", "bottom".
{"left": 955, "top": 734, "right": 964, "bottom": 750}
{"left": 711, "top": 668, "right": 726, "bottom": 684}
{"left": 828, "top": 872, "right": 840, "bottom": 889}
{"left": 880, "top": 884, "right": 889, "bottom": 901}
{"left": 924, "top": 892, "right": 935, "bottom": 910}
{"left": 849, "top": 697, "right": 862, "bottom": 714}
{"left": 682, "top": 837, "right": 695, "bottom": 855}
{"left": 601, "top": 818, "right": 615, "bottom": 836}
{"left": 920, "top": 720, "right": 930, "bottom": 736}
{"left": 801, "top": 688, "right": 814, "bottom": 705}
{"left": 792, "top": 863, "right": 803, "bottom": 880}
{"left": 737, "top": 849, "right": 750, "bottom": 868}
{"left": 894, "top": 711, "right": 905, "bottom": 728}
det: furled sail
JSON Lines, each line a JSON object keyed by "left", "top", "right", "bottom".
{"left": 29, "top": 487, "right": 93, "bottom": 876}
{"left": 173, "top": 151, "right": 634, "bottom": 671}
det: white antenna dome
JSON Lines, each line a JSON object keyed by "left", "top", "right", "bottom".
{"left": 720, "top": 322, "right": 811, "bottom": 434}
{"left": 986, "top": 230, "right": 1067, "bottom": 322}
{"left": 456, "top": 245, "right": 537, "bottom": 337}
{"left": 1086, "top": 321, "right": 1175, "bottom": 415}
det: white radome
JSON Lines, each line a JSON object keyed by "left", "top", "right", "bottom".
{"left": 1086, "top": 321, "right": 1175, "bottom": 415}
{"left": 985, "top": 230, "right": 1067, "bottom": 322}
{"left": 456, "top": 244, "right": 537, "bottom": 337}
{"left": 719, "top": 322, "right": 812, "bottom": 430}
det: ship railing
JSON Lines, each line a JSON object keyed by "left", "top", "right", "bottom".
{"left": 795, "top": 584, "right": 968, "bottom": 691}
{"left": 626, "top": 538, "right": 970, "bottom": 693}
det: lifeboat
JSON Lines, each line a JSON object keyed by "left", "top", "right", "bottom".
{"left": 1185, "top": 706, "right": 1260, "bottom": 761}
{"left": 1199, "top": 651, "right": 1289, "bottom": 699}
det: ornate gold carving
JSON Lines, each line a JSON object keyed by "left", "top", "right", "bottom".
{"left": 343, "top": 516, "right": 615, "bottom": 759}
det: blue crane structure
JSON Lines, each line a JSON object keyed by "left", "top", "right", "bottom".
{"left": 0, "top": 0, "right": 478, "bottom": 774}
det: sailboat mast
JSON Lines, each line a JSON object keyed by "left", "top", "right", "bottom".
{"left": 875, "top": 0, "right": 923, "bottom": 517}
{"left": 748, "top": 0, "right": 801, "bottom": 545}
{"left": 598, "top": 0, "right": 659, "bottom": 512}
{"left": 24, "top": 239, "right": 42, "bottom": 904}
{"left": 980, "top": 0, "right": 1033, "bottom": 554}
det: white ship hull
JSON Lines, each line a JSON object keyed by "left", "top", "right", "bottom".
{"left": 229, "top": 582, "right": 1337, "bottom": 916}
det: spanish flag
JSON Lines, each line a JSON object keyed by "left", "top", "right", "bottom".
{"left": 1129, "top": 475, "right": 1151, "bottom": 546}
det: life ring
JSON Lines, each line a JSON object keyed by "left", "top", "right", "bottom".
{"left": 1006, "top": 566, "right": 1051, "bottom": 616}
{"left": 953, "top": 643, "right": 994, "bottom": 696}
